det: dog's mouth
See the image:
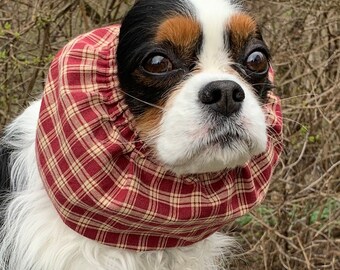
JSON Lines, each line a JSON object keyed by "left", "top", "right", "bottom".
{"left": 197, "top": 119, "right": 253, "bottom": 150}
{"left": 206, "top": 129, "right": 248, "bottom": 147}
{"left": 162, "top": 126, "right": 253, "bottom": 169}
{"left": 154, "top": 119, "right": 267, "bottom": 175}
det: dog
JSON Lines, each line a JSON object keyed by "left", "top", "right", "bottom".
{"left": 0, "top": 0, "right": 282, "bottom": 269}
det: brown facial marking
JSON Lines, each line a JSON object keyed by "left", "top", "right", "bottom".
{"left": 134, "top": 84, "right": 181, "bottom": 141}
{"left": 156, "top": 16, "right": 200, "bottom": 52}
{"left": 135, "top": 101, "right": 165, "bottom": 139}
{"left": 135, "top": 17, "right": 200, "bottom": 141}
{"left": 228, "top": 13, "right": 258, "bottom": 58}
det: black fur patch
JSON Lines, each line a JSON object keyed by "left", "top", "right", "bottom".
{"left": 0, "top": 144, "right": 11, "bottom": 186}
{"left": 117, "top": 0, "right": 198, "bottom": 116}
{"left": 0, "top": 144, "right": 12, "bottom": 223}
{"left": 0, "top": 144, "right": 11, "bottom": 188}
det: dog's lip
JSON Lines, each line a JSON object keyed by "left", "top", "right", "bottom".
{"left": 202, "top": 126, "right": 248, "bottom": 147}
{"left": 158, "top": 125, "right": 252, "bottom": 169}
{"left": 191, "top": 129, "right": 249, "bottom": 157}
{"left": 206, "top": 131, "right": 242, "bottom": 146}
{"left": 161, "top": 131, "right": 249, "bottom": 172}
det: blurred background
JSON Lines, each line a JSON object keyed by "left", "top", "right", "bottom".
{"left": 0, "top": 0, "right": 339, "bottom": 269}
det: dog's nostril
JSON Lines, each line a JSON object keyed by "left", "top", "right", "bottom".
{"left": 232, "top": 87, "right": 245, "bottom": 103}
{"left": 199, "top": 80, "right": 244, "bottom": 117}
{"left": 200, "top": 87, "right": 222, "bottom": 105}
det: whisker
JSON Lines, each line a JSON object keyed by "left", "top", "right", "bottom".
{"left": 252, "top": 83, "right": 276, "bottom": 88}
{"left": 109, "top": 123, "right": 164, "bottom": 147}
{"left": 120, "top": 90, "right": 167, "bottom": 112}
{"left": 266, "top": 93, "right": 314, "bottom": 103}
{"left": 264, "top": 113, "right": 307, "bottom": 130}
{"left": 230, "top": 62, "right": 272, "bottom": 79}
{"left": 266, "top": 134, "right": 281, "bottom": 147}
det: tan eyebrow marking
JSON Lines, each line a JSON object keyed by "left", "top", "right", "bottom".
{"left": 155, "top": 16, "right": 201, "bottom": 50}
{"left": 228, "top": 13, "right": 258, "bottom": 56}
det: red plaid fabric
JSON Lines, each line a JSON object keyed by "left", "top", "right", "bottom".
{"left": 36, "top": 24, "right": 283, "bottom": 251}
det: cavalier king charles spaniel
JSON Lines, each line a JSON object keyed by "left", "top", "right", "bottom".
{"left": 0, "top": 1, "right": 282, "bottom": 269}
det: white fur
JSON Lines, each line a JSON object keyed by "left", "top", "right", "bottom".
{"left": 0, "top": 101, "right": 235, "bottom": 270}
{"left": 189, "top": 0, "right": 240, "bottom": 71}
{"left": 154, "top": 0, "right": 267, "bottom": 174}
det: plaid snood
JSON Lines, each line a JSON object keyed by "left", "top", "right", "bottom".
{"left": 36, "top": 25, "right": 283, "bottom": 251}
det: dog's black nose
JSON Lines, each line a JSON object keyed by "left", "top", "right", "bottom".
{"left": 199, "top": 80, "right": 245, "bottom": 116}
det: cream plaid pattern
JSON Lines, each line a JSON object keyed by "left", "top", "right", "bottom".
{"left": 36, "top": 25, "right": 283, "bottom": 251}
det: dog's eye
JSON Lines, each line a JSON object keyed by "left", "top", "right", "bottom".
{"left": 246, "top": 51, "right": 268, "bottom": 74}
{"left": 142, "top": 55, "right": 173, "bottom": 74}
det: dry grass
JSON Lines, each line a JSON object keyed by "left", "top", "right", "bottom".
{"left": 0, "top": 1, "right": 339, "bottom": 269}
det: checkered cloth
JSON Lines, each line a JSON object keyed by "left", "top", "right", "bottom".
{"left": 36, "top": 24, "right": 283, "bottom": 251}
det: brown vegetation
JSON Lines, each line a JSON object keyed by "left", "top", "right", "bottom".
{"left": 0, "top": 1, "right": 339, "bottom": 269}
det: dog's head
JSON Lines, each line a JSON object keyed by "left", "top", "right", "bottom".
{"left": 117, "top": 0, "right": 272, "bottom": 175}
